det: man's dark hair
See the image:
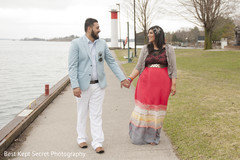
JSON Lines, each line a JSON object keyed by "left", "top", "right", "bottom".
{"left": 84, "top": 18, "right": 98, "bottom": 32}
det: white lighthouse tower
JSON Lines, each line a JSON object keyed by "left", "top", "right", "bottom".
{"left": 110, "top": 9, "right": 118, "bottom": 48}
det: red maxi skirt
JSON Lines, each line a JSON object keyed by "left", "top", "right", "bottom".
{"left": 129, "top": 66, "right": 172, "bottom": 145}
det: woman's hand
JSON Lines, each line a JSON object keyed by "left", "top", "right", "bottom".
{"left": 171, "top": 84, "right": 176, "bottom": 96}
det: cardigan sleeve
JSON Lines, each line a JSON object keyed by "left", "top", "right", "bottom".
{"left": 135, "top": 45, "right": 147, "bottom": 72}
{"left": 169, "top": 46, "right": 177, "bottom": 78}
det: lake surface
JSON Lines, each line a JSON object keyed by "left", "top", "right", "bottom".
{"left": 0, "top": 40, "right": 70, "bottom": 129}
{"left": 0, "top": 40, "right": 140, "bottom": 130}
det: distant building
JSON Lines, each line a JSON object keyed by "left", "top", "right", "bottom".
{"left": 197, "top": 36, "right": 205, "bottom": 43}
{"left": 221, "top": 38, "right": 228, "bottom": 49}
{"left": 136, "top": 32, "right": 148, "bottom": 45}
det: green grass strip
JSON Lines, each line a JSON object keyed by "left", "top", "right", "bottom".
{"left": 115, "top": 48, "right": 240, "bottom": 160}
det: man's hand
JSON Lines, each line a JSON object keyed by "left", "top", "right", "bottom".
{"left": 121, "top": 79, "right": 130, "bottom": 88}
{"left": 73, "top": 87, "right": 81, "bottom": 97}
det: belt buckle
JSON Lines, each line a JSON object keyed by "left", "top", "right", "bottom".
{"left": 90, "top": 80, "right": 98, "bottom": 84}
{"left": 149, "top": 64, "right": 161, "bottom": 68}
{"left": 148, "top": 64, "right": 167, "bottom": 68}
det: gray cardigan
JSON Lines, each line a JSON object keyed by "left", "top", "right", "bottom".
{"left": 135, "top": 44, "right": 177, "bottom": 79}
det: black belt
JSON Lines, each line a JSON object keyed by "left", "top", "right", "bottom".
{"left": 90, "top": 80, "right": 98, "bottom": 84}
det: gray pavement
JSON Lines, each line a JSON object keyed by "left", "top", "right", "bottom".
{"left": 4, "top": 51, "right": 179, "bottom": 160}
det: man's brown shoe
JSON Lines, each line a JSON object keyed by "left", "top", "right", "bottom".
{"left": 95, "top": 147, "right": 104, "bottom": 154}
{"left": 79, "top": 142, "right": 88, "bottom": 148}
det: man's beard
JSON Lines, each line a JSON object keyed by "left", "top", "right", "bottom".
{"left": 91, "top": 30, "right": 99, "bottom": 40}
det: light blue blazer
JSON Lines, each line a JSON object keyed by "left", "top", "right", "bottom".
{"left": 68, "top": 36, "right": 126, "bottom": 91}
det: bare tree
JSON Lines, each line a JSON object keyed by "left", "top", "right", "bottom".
{"left": 230, "top": 0, "right": 240, "bottom": 25}
{"left": 123, "top": 0, "right": 162, "bottom": 44}
{"left": 171, "top": 27, "right": 201, "bottom": 43}
{"left": 176, "top": 0, "right": 237, "bottom": 49}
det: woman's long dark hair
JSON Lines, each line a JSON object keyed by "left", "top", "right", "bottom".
{"left": 147, "top": 25, "right": 165, "bottom": 54}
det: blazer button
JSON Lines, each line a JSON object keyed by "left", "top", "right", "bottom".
{"left": 89, "top": 74, "right": 91, "bottom": 76}
{"left": 90, "top": 65, "right": 92, "bottom": 67}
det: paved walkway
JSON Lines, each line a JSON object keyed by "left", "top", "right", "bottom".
{"left": 4, "top": 51, "right": 179, "bottom": 160}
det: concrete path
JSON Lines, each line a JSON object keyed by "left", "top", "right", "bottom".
{"left": 4, "top": 51, "right": 179, "bottom": 160}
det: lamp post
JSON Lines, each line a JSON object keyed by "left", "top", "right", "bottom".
{"left": 116, "top": 3, "right": 122, "bottom": 48}
{"left": 127, "top": 21, "right": 132, "bottom": 63}
{"left": 134, "top": 0, "right": 137, "bottom": 57}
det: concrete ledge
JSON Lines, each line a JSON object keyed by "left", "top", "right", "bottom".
{"left": 0, "top": 75, "right": 70, "bottom": 154}
{"left": 224, "top": 45, "right": 240, "bottom": 50}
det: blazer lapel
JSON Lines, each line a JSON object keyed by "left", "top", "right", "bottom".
{"left": 95, "top": 41, "right": 99, "bottom": 62}
{"left": 82, "top": 36, "right": 92, "bottom": 61}
{"left": 95, "top": 40, "right": 103, "bottom": 63}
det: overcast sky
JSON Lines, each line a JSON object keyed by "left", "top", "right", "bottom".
{"left": 0, "top": 0, "right": 196, "bottom": 39}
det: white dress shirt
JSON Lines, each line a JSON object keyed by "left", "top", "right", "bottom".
{"left": 85, "top": 35, "right": 98, "bottom": 81}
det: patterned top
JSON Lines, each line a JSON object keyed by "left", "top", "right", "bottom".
{"left": 145, "top": 49, "right": 168, "bottom": 66}
{"left": 135, "top": 45, "right": 177, "bottom": 78}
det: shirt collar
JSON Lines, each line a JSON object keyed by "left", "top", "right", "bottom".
{"left": 85, "top": 34, "right": 98, "bottom": 44}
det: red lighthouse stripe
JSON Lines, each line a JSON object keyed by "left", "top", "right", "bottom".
{"left": 111, "top": 12, "right": 118, "bottom": 19}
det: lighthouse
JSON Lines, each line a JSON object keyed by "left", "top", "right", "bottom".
{"left": 110, "top": 9, "right": 118, "bottom": 48}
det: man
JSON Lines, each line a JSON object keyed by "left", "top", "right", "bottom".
{"left": 68, "top": 18, "right": 129, "bottom": 154}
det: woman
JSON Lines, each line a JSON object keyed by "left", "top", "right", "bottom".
{"left": 128, "top": 25, "right": 177, "bottom": 145}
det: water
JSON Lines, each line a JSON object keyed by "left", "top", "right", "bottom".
{"left": 0, "top": 40, "right": 141, "bottom": 130}
{"left": 0, "top": 40, "right": 70, "bottom": 129}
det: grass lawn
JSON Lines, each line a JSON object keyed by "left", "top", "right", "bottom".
{"left": 114, "top": 48, "right": 240, "bottom": 160}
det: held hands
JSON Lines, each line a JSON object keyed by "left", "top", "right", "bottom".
{"left": 121, "top": 79, "right": 130, "bottom": 88}
{"left": 73, "top": 87, "right": 81, "bottom": 97}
